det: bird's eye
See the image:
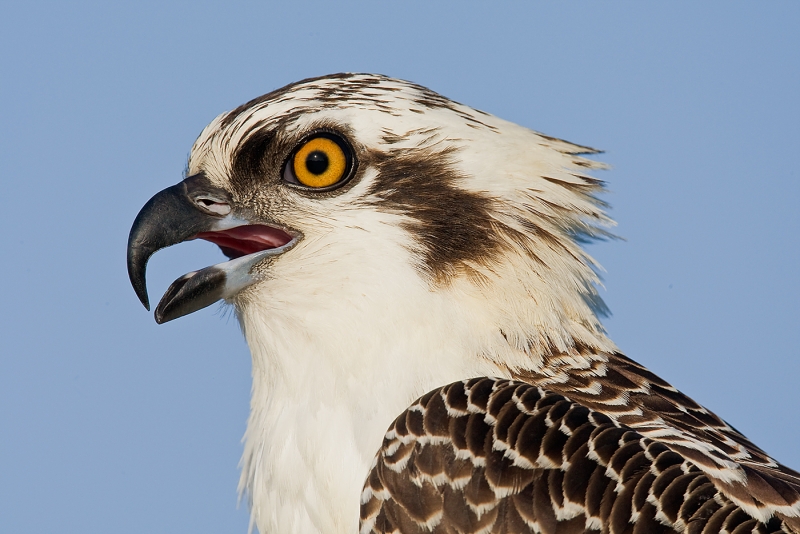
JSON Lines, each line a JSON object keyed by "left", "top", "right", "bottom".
{"left": 283, "top": 134, "right": 353, "bottom": 189}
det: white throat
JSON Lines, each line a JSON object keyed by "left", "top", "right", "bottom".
{"left": 234, "top": 243, "right": 513, "bottom": 534}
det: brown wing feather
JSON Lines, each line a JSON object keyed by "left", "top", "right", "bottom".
{"left": 360, "top": 378, "right": 794, "bottom": 534}
{"left": 512, "top": 352, "right": 800, "bottom": 524}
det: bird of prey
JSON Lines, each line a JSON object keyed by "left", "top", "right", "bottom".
{"left": 127, "top": 73, "right": 800, "bottom": 534}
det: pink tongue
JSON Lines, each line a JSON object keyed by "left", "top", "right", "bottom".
{"left": 195, "top": 225, "right": 293, "bottom": 259}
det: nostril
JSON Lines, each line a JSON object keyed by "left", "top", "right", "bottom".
{"left": 194, "top": 197, "right": 231, "bottom": 216}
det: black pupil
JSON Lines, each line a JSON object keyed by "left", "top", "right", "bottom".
{"left": 305, "top": 150, "right": 329, "bottom": 175}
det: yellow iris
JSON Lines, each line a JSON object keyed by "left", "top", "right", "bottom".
{"left": 292, "top": 137, "right": 347, "bottom": 188}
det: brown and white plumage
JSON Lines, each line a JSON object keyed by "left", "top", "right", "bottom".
{"left": 362, "top": 360, "right": 800, "bottom": 534}
{"left": 126, "top": 73, "right": 800, "bottom": 533}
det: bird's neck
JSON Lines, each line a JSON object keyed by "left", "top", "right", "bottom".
{"left": 233, "top": 258, "right": 614, "bottom": 533}
{"left": 231, "top": 273, "right": 520, "bottom": 532}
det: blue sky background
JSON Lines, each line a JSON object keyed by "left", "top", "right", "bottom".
{"left": 1, "top": 2, "right": 798, "bottom": 532}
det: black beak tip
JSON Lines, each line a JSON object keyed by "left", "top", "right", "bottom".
{"left": 127, "top": 244, "right": 152, "bottom": 311}
{"left": 133, "top": 280, "right": 151, "bottom": 311}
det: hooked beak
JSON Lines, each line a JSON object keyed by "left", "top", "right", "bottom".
{"left": 127, "top": 174, "right": 298, "bottom": 323}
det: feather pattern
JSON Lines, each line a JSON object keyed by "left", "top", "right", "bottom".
{"left": 362, "top": 370, "right": 800, "bottom": 533}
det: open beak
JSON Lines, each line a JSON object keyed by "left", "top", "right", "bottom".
{"left": 127, "top": 174, "right": 298, "bottom": 323}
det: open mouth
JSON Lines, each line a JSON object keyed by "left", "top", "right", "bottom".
{"left": 195, "top": 224, "right": 295, "bottom": 259}
{"left": 145, "top": 223, "right": 299, "bottom": 323}
{"left": 127, "top": 175, "right": 301, "bottom": 324}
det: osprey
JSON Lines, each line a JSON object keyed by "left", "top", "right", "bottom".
{"left": 128, "top": 74, "right": 800, "bottom": 534}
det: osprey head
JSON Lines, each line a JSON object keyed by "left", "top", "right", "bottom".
{"left": 128, "top": 73, "right": 612, "bottom": 358}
